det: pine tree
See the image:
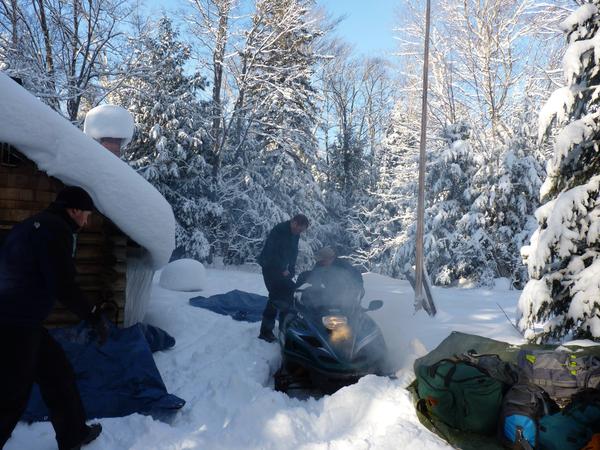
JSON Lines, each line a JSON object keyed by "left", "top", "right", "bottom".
{"left": 398, "top": 122, "right": 481, "bottom": 285}
{"left": 111, "top": 17, "right": 218, "bottom": 261}
{"left": 215, "top": 147, "right": 328, "bottom": 267}
{"left": 242, "top": 0, "right": 321, "bottom": 161}
{"left": 349, "top": 102, "right": 419, "bottom": 275}
{"left": 213, "top": 0, "right": 328, "bottom": 266}
{"left": 327, "top": 131, "right": 368, "bottom": 202}
{"left": 485, "top": 110, "right": 545, "bottom": 288}
{"left": 518, "top": 2, "right": 600, "bottom": 341}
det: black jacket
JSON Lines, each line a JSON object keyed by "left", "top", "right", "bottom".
{"left": 257, "top": 220, "right": 299, "bottom": 276}
{"left": 0, "top": 204, "right": 93, "bottom": 326}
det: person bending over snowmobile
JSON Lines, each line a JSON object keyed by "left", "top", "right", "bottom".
{"left": 257, "top": 214, "right": 310, "bottom": 342}
{"left": 0, "top": 186, "right": 107, "bottom": 450}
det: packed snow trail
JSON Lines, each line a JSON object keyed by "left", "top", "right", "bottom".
{"left": 7, "top": 268, "right": 526, "bottom": 450}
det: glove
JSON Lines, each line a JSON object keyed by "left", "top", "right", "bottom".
{"left": 88, "top": 305, "right": 110, "bottom": 345}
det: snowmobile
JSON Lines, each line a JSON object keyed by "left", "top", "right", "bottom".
{"left": 274, "top": 265, "right": 389, "bottom": 394}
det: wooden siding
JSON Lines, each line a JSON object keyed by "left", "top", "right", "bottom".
{"left": 0, "top": 145, "right": 127, "bottom": 326}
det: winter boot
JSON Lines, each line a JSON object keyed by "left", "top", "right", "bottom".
{"left": 69, "top": 423, "right": 102, "bottom": 450}
{"left": 258, "top": 330, "right": 277, "bottom": 343}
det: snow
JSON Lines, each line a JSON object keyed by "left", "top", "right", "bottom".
{"left": 4, "top": 267, "right": 547, "bottom": 450}
{"left": 540, "top": 114, "right": 598, "bottom": 199}
{"left": 569, "top": 257, "right": 600, "bottom": 332}
{"left": 84, "top": 104, "right": 135, "bottom": 147}
{"left": 559, "top": 3, "right": 599, "bottom": 34}
{"left": 517, "top": 278, "right": 551, "bottom": 335}
{"left": 562, "top": 32, "right": 600, "bottom": 85}
{"left": 537, "top": 86, "right": 577, "bottom": 142}
{"left": 528, "top": 175, "right": 600, "bottom": 278}
{"left": 0, "top": 74, "right": 175, "bottom": 270}
{"left": 159, "top": 259, "right": 207, "bottom": 291}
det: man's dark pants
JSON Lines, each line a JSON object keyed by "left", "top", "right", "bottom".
{"left": 0, "top": 325, "right": 88, "bottom": 450}
{"left": 260, "top": 268, "right": 296, "bottom": 335}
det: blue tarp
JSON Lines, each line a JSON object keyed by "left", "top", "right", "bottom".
{"left": 189, "top": 289, "right": 268, "bottom": 323}
{"left": 138, "top": 322, "right": 177, "bottom": 353}
{"left": 22, "top": 323, "right": 185, "bottom": 422}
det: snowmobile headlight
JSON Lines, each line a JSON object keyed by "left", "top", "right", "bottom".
{"left": 322, "top": 315, "right": 348, "bottom": 330}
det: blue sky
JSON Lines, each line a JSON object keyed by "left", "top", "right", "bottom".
{"left": 318, "top": 0, "right": 398, "bottom": 56}
{"left": 144, "top": 0, "right": 399, "bottom": 57}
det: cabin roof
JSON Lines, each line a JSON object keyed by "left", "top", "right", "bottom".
{"left": 0, "top": 74, "right": 175, "bottom": 270}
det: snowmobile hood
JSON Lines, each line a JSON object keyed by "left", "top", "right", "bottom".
{"left": 280, "top": 303, "right": 387, "bottom": 376}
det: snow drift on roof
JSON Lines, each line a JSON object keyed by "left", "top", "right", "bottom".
{"left": 0, "top": 73, "right": 175, "bottom": 270}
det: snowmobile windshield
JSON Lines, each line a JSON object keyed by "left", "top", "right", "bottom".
{"left": 299, "top": 265, "right": 363, "bottom": 312}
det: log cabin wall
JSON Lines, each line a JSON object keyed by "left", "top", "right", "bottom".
{"left": 0, "top": 144, "right": 127, "bottom": 326}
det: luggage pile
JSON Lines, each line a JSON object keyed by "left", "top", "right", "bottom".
{"left": 410, "top": 332, "right": 600, "bottom": 450}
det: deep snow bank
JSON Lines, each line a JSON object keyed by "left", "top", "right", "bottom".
{"left": 7, "top": 268, "right": 530, "bottom": 450}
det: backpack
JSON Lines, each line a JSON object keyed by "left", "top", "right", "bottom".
{"left": 538, "top": 389, "right": 600, "bottom": 450}
{"left": 517, "top": 350, "right": 600, "bottom": 402}
{"left": 415, "top": 358, "right": 504, "bottom": 435}
{"left": 498, "top": 383, "right": 559, "bottom": 450}
{"left": 458, "top": 350, "right": 525, "bottom": 386}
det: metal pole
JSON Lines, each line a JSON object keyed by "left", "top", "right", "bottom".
{"left": 414, "top": 0, "right": 431, "bottom": 310}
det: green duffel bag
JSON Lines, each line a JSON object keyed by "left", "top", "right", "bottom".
{"left": 416, "top": 358, "right": 505, "bottom": 435}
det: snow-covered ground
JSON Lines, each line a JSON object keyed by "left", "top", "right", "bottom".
{"left": 7, "top": 268, "right": 528, "bottom": 450}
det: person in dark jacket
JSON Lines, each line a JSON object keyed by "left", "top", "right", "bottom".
{"left": 0, "top": 186, "right": 107, "bottom": 450}
{"left": 257, "top": 214, "right": 309, "bottom": 342}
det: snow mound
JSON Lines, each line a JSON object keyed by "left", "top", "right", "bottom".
{"left": 0, "top": 74, "right": 175, "bottom": 269}
{"left": 159, "top": 259, "right": 206, "bottom": 291}
{"left": 84, "top": 104, "right": 135, "bottom": 147}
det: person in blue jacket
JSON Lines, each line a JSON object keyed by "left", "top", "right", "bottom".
{"left": 257, "top": 214, "right": 309, "bottom": 342}
{"left": 0, "top": 186, "right": 107, "bottom": 450}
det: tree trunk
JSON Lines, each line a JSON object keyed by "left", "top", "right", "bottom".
{"left": 210, "top": 1, "right": 231, "bottom": 177}
{"left": 35, "top": 0, "right": 59, "bottom": 111}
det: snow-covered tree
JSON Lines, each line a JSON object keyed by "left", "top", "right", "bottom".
{"left": 518, "top": 2, "right": 600, "bottom": 342}
{"left": 319, "top": 49, "right": 375, "bottom": 201}
{"left": 326, "top": 131, "right": 368, "bottom": 202}
{"left": 349, "top": 101, "right": 419, "bottom": 275}
{"left": 215, "top": 149, "right": 328, "bottom": 267}
{"left": 0, "top": 0, "right": 132, "bottom": 120}
{"left": 201, "top": 0, "right": 330, "bottom": 265}
{"left": 241, "top": 0, "right": 321, "bottom": 160}
{"left": 111, "top": 17, "right": 218, "bottom": 261}
{"left": 387, "top": 0, "right": 568, "bottom": 287}
{"left": 397, "top": 122, "right": 482, "bottom": 285}
{"left": 482, "top": 109, "right": 545, "bottom": 287}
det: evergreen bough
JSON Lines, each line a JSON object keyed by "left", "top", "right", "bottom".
{"left": 518, "top": 1, "right": 600, "bottom": 342}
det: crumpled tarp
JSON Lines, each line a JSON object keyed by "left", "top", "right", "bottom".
{"left": 189, "top": 289, "right": 268, "bottom": 323}
{"left": 22, "top": 322, "right": 184, "bottom": 422}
